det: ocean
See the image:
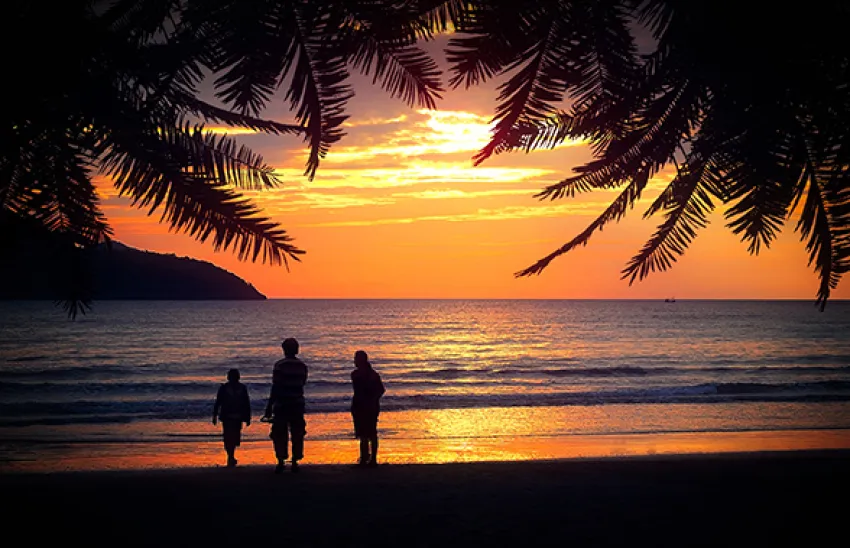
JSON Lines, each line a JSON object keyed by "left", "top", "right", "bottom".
{"left": 2, "top": 299, "right": 849, "bottom": 470}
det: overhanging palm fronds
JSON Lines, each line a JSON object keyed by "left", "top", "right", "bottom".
{"left": 6, "top": 0, "right": 849, "bottom": 314}
{"left": 100, "top": 122, "right": 303, "bottom": 267}
{"left": 516, "top": 166, "right": 650, "bottom": 277}
{"left": 621, "top": 149, "right": 716, "bottom": 283}
{"left": 2, "top": 1, "right": 310, "bottom": 316}
{"left": 444, "top": 0, "right": 849, "bottom": 307}
{"left": 348, "top": 37, "right": 444, "bottom": 110}
{"left": 194, "top": 0, "right": 458, "bottom": 180}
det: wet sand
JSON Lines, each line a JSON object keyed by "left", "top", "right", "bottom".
{"left": 3, "top": 450, "right": 848, "bottom": 546}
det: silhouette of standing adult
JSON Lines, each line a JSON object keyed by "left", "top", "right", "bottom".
{"left": 264, "top": 338, "right": 308, "bottom": 473}
{"left": 212, "top": 368, "right": 251, "bottom": 467}
{"left": 351, "top": 350, "right": 385, "bottom": 466}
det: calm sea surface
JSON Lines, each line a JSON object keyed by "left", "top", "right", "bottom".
{"left": 1, "top": 300, "right": 849, "bottom": 469}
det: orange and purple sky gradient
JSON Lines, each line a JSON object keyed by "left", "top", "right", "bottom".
{"left": 95, "top": 38, "right": 847, "bottom": 301}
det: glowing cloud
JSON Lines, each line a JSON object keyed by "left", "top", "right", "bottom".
{"left": 203, "top": 126, "right": 261, "bottom": 135}
{"left": 342, "top": 115, "right": 409, "bottom": 128}
{"left": 286, "top": 163, "right": 554, "bottom": 190}
{"left": 303, "top": 202, "right": 610, "bottom": 227}
{"left": 323, "top": 109, "right": 584, "bottom": 163}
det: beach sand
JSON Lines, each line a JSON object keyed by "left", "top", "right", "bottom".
{"left": 4, "top": 450, "right": 848, "bottom": 546}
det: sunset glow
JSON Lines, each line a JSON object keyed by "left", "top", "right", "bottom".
{"left": 100, "top": 83, "right": 848, "bottom": 301}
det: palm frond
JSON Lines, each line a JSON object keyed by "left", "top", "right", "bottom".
{"left": 516, "top": 166, "right": 651, "bottom": 277}
{"left": 473, "top": 6, "right": 579, "bottom": 165}
{"left": 795, "top": 165, "right": 836, "bottom": 308}
{"left": 209, "top": 2, "right": 285, "bottom": 117}
{"left": 719, "top": 118, "right": 799, "bottom": 254}
{"left": 635, "top": 0, "right": 675, "bottom": 40}
{"left": 10, "top": 138, "right": 112, "bottom": 247}
{"left": 414, "top": 0, "right": 469, "bottom": 36}
{"left": 54, "top": 242, "right": 95, "bottom": 321}
{"left": 99, "top": 0, "right": 181, "bottom": 43}
{"left": 622, "top": 152, "right": 715, "bottom": 283}
{"left": 343, "top": 0, "right": 467, "bottom": 43}
{"left": 535, "top": 82, "right": 702, "bottom": 201}
{"left": 569, "top": 1, "right": 638, "bottom": 112}
{"left": 168, "top": 121, "right": 283, "bottom": 190}
{"left": 348, "top": 35, "right": 443, "bottom": 109}
{"left": 446, "top": 1, "right": 528, "bottom": 90}
{"left": 793, "top": 134, "right": 850, "bottom": 309}
{"left": 500, "top": 111, "right": 575, "bottom": 153}
{"left": 101, "top": 126, "right": 304, "bottom": 267}
{"left": 175, "top": 93, "right": 306, "bottom": 136}
{"left": 279, "top": 3, "right": 353, "bottom": 179}
{"left": 0, "top": 132, "right": 110, "bottom": 319}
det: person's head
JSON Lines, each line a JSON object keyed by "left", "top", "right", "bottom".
{"left": 282, "top": 338, "right": 299, "bottom": 357}
{"left": 354, "top": 350, "right": 369, "bottom": 368}
{"left": 227, "top": 368, "right": 240, "bottom": 382}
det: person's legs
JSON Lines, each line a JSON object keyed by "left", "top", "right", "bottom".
{"left": 222, "top": 422, "right": 241, "bottom": 466}
{"left": 224, "top": 440, "right": 235, "bottom": 464}
{"left": 290, "top": 412, "right": 306, "bottom": 463}
{"left": 271, "top": 419, "right": 289, "bottom": 470}
{"left": 358, "top": 438, "right": 369, "bottom": 464}
{"left": 364, "top": 413, "right": 379, "bottom": 465}
{"left": 354, "top": 412, "right": 378, "bottom": 465}
{"left": 353, "top": 413, "right": 370, "bottom": 464}
{"left": 368, "top": 435, "right": 379, "bottom": 465}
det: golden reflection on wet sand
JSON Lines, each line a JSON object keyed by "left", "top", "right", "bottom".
{"left": 5, "top": 428, "right": 850, "bottom": 473}
{"left": 4, "top": 404, "right": 850, "bottom": 472}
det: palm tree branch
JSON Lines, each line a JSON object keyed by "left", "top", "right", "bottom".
{"left": 171, "top": 122, "right": 283, "bottom": 190}
{"left": 208, "top": 1, "right": 286, "bottom": 117}
{"left": 516, "top": 166, "right": 651, "bottom": 277}
{"left": 100, "top": 127, "right": 303, "bottom": 267}
{"left": 281, "top": 4, "right": 353, "bottom": 180}
{"left": 622, "top": 153, "right": 715, "bottom": 283}
{"left": 534, "top": 81, "right": 699, "bottom": 200}
{"left": 793, "top": 136, "right": 850, "bottom": 309}
{"left": 347, "top": 32, "right": 444, "bottom": 109}
{"left": 474, "top": 10, "right": 575, "bottom": 165}
{"left": 174, "top": 93, "right": 307, "bottom": 136}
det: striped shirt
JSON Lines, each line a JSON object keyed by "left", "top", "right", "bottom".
{"left": 268, "top": 356, "right": 308, "bottom": 408}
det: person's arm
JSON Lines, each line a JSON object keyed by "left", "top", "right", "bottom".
{"left": 377, "top": 375, "right": 386, "bottom": 398}
{"left": 241, "top": 385, "right": 251, "bottom": 426}
{"left": 264, "top": 384, "right": 275, "bottom": 418}
{"left": 212, "top": 385, "right": 222, "bottom": 425}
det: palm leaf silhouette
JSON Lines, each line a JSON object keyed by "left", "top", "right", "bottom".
{"left": 442, "top": 0, "right": 849, "bottom": 307}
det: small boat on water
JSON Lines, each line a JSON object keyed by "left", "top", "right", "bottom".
{"left": 664, "top": 297, "right": 676, "bottom": 303}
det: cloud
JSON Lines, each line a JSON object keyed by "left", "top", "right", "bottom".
{"left": 342, "top": 115, "right": 409, "bottom": 128}
{"left": 322, "top": 109, "right": 585, "bottom": 164}
{"left": 203, "top": 126, "right": 261, "bottom": 135}
{"left": 254, "top": 192, "right": 397, "bottom": 213}
{"left": 302, "top": 202, "right": 611, "bottom": 227}
{"left": 391, "top": 188, "right": 536, "bottom": 200}
{"left": 291, "top": 163, "right": 555, "bottom": 190}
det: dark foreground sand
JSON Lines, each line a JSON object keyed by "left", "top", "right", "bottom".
{"left": 4, "top": 450, "right": 849, "bottom": 547}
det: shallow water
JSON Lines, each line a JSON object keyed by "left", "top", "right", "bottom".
{"left": 1, "top": 299, "right": 849, "bottom": 469}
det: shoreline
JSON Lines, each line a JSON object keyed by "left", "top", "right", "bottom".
{"left": 5, "top": 446, "right": 850, "bottom": 476}
{"left": 4, "top": 449, "right": 848, "bottom": 546}
{"left": 4, "top": 425, "right": 850, "bottom": 473}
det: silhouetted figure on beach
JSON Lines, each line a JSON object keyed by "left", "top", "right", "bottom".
{"left": 351, "top": 350, "right": 385, "bottom": 466}
{"left": 264, "top": 338, "right": 308, "bottom": 474}
{"left": 212, "top": 368, "right": 251, "bottom": 467}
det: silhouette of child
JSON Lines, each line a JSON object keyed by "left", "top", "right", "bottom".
{"left": 213, "top": 368, "right": 251, "bottom": 467}
{"left": 350, "top": 350, "right": 385, "bottom": 466}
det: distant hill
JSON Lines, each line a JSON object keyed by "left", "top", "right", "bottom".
{"left": 0, "top": 241, "right": 265, "bottom": 300}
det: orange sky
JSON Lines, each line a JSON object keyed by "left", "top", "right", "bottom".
{"left": 98, "top": 38, "right": 848, "bottom": 301}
